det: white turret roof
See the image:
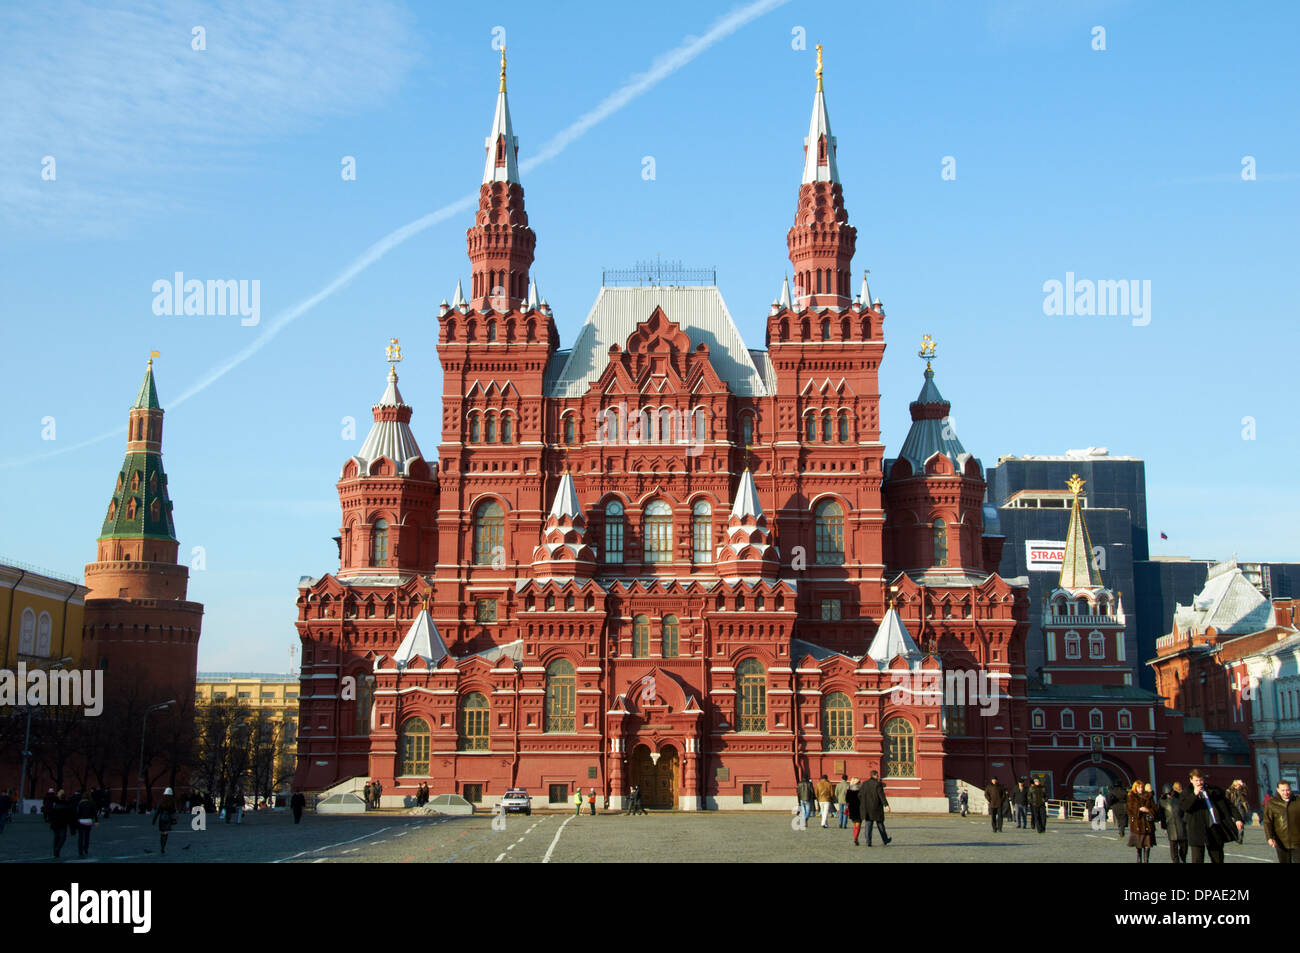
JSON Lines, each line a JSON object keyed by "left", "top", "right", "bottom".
{"left": 730, "top": 468, "right": 763, "bottom": 520}
{"left": 866, "top": 607, "right": 923, "bottom": 663}
{"left": 482, "top": 83, "right": 520, "bottom": 184}
{"left": 548, "top": 469, "right": 583, "bottom": 520}
{"left": 778, "top": 276, "right": 792, "bottom": 309}
{"left": 859, "top": 272, "right": 871, "bottom": 306}
{"left": 527, "top": 277, "right": 541, "bottom": 310}
{"left": 348, "top": 367, "right": 425, "bottom": 477}
{"left": 392, "top": 609, "right": 448, "bottom": 668}
{"left": 452, "top": 279, "right": 466, "bottom": 308}
{"left": 801, "top": 86, "right": 839, "bottom": 184}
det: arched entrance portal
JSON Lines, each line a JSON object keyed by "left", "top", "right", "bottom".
{"left": 629, "top": 743, "right": 680, "bottom": 809}
{"left": 1070, "top": 762, "right": 1128, "bottom": 802}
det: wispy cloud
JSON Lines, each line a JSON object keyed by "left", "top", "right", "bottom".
{"left": 0, "top": 0, "right": 419, "bottom": 234}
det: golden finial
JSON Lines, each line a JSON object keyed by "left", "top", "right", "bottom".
{"left": 1067, "top": 473, "right": 1085, "bottom": 497}
{"left": 918, "top": 334, "right": 937, "bottom": 369}
{"left": 386, "top": 337, "right": 402, "bottom": 364}
{"left": 499, "top": 45, "right": 507, "bottom": 93}
{"left": 422, "top": 587, "right": 432, "bottom": 612}
{"left": 148, "top": 349, "right": 160, "bottom": 369}
{"left": 743, "top": 442, "right": 753, "bottom": 472}
{"left": 815, "top": 44, "right": 824, "bottom": 92}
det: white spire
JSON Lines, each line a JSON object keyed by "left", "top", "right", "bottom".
{"left": 866, "top": 607, "right": 923, "bottom": 663}
{"left": 378, "top": 365, "right": 404, "bottom": 407}
{"left": 452, "top": 279, "right": 466, "bottom": 308}
{"left": 859, "top": 272, "right": 871, "bottom": 307}
{"left": 482, "top": 51, "right": 520, "bottom": 185}
{"left": 350, "top": 366, "right": 424, "bottom": 478}
{"left": 548, "top": 468, "right": 583, "bottom": 520}
{"left": 392, "top": 608, "right": 448, "bottom": 668}
{"left": 730, "top": 467, "right": 763, "bottom": 520}
{"left": 527, "top": 277, "right": 541, "bottom": 310}
{"left": 801, "top": 88, "right": 839, "bottom": 184}
{"left": 778, "top": 275, "right": 792, "bottom": 309}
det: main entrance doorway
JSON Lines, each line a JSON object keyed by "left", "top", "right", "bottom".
{"left": 629, "top": 743, "right": 679, "bottom": 809}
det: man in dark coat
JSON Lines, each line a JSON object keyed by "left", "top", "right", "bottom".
{"left": 984, "top": 777, "right": 1008, "bottom": 832}
{"left": 796, "top": 776, "right": 814, "bottom": 825}
{"left": 1180, "top": 769, "right": 1237, "bottom": 863}
{"left": 859, "top": 771, "right": 892, "bottom": 846}
{"left": 291, "top": 791, "right": 306, "bottom": 824}
{"left": 1109, "top": 783, "right": 1129, "bottom": 839}
{"left": 1262, "top": 779, "right": 1300, "bottom": 863}
{"left": 846, "top": 779, "right": 863, "bottom": 845}
{"left": 48, "top": 789, "right": 73, "bottom": 858}
{"left": 1013, "top": 779, "right": 1030, "bottom": 829}
{"left": 1028, "top": 777, "right": 1048, "bottom": 833}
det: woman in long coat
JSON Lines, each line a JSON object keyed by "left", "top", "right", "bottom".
{"left": 1127, "top": 781, "right": 1158, "bottom": 862}
{"left": 846, "top": 779, "right": 863, "bottom": 845}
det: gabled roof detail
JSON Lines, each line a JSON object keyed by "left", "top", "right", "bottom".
{"left": 391, "top": 609, "right": 448, "bottom": 668}
{"left": 1173, "top": 559, "right": 1275, "bottom": 637}
{"left": 730, "top": 468, "right": 763, "bottom": 520}
{"left": 548, "top": 468, "right": 583, "bottom": 520}
{"left": 866, "top": 607, "right": 923, "bottom": 663}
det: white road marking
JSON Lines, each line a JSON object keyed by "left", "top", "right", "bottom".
{"left": 273, "top": 825, "right": 394, "bottom": 863}
{"left": 543, "top": 815, "right": 575, "bottom": 864}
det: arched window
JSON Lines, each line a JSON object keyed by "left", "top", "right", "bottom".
{"left": 883, "top": 717, "right": 915, "bottom": 777}
{"left": 604, "top": 500, "right": 624, "bottom": 564}
{"left": 1088, "top": 631, "right": 1105, "bottom": 659}
{"left": 658, "top": 407, "right": 674, "bottom": 444}
{"left": 485, "top": 414, "right": 497, "bottom": 443}
{"left": 822, "top": 691, "right": 852, "bottom": 751}
{"left": 458, "top": 693, "right": 490, "bottom": 751}
{"left": 662, "top": 615, "right": 679, "bottom": 658}
{"left": 838, "top": 412, "right": 849, "bottom": 442}
{"left": 806, "top": 414, "right": 817, "bottom": 441}
{"left": 1065, "top": 632, "right": 1081, "bottom": 659}
{"left": 1031, "top": 708, "right": 1045, "bottom": 729}
{"left": 604, "top": 408, "right": 620, "bottom": 443}
{"left": 644, "top": 500, "right": 673, "bottom": 563}
{"left": 544, "top": 659, "right": 576, "bottom": 733}
{"left": 1089, "top": 709, "right": 1103, "bottom": 730}
{"left": 473, "top": 501, "right": 504, "bottom": 565}
{"left": 821, "top": 317, "right": 831, "bottom": 339}
{"left": 822, "top": 412, "right": 832, "bottom": 442}
{"left": 400, "top": 717, "right": 430, "bottom": 776}
{"left": 932, "top": 517, "right": 948, "bottom": 567}
{"left": 500, "top": 415, "right": 513, "bottom": 444}
{"left": 740, "top": 414, "right": 754, "bottom": 447}
{"left": 468, "top": 414, "right": 481, "bottom": 443}
{"left": 1061, "top": 709, "right": 1075, "bottom": 730}
{"left": 17, "top": 608, "right": 35, "bottom": 655}
{"left": 371, "top": 519, "right": 389, "bottom": 567}
{"left": 632, "top": 614, "right": 650, "bottom": 658}
{"left": 1117, "top": 709, "right": 1132, "bottom": 730}
{"left": 694, "top": 408, "right": 706, "bottom": 442}
{"left": 692, "top": 500, "right": 712, "bottom": 564}
{"left": 815, "top": 500, "right": 845, "bottom": 565}
{"left": 34, "top": 611, "right": 53, "bottom": 657}
{"left": 486, "top": 319, "right": 497, "bottom": 342}
{"left": 737, "top": 659, "right": 767, "bottom": 732}
{"left": 563, "top": 414, "right": 576, "bottom": 445}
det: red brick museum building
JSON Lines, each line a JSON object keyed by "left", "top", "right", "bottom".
{"left": 293, "top": 51, "right": 1039, "bottom": 810}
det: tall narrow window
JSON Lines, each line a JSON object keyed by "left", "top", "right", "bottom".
{"left": 821, "top": 317, "right": 831, "bottom": 339}
{"left": 1088, "top": 632, "right": 1105, "bottom": 659}
{"left": 693, "top": 408, "right": 706, "bottom": 442}
{"left": 838, "top": 412, "right": 849, "bottom": 442}
{"left": 486, "top": 319, "right": 497, "bottom": 342}
{"left": 473, "top": 501, "right": 504, "bottom": 565}
{"left": 692, "top": 500, "right": 712, "bottom": 564}
{"left": 469, "top": 414, "right": 481, "bottom": 443}
{"left": 564, "top": 415, "right": 576, "bottom": 445}
{"left": 371, "top": 519, "right": 389, "bottom": 567}
{"left": 545, "top": 660, "right": 576, "bottom": 732}
{"left": 458, "top": 693, "right": 490, "bottom": 751}
{"left": 741, "top": 414, "right": 754, "bottom": 447}
{"left": 932, "top": 517, "right": 948, "bottom": 567}
{"left": 737, "top": 659, "right": 767, "bottom": 732}
{"left": 501, "top": 415, "right": 513, "bottom": 443}
{"left": 644, "top": 500, "right": 673, "bottom": 563}
{"left": 806, "top": 414, "right": 817, "bottom": 441}
{"left": 662, "top": 615, "right": 679, "bottom": 658}
{"left": 822, "top": 692, "right": 852, "bottom": 751}
{"left": 632, "top": 614, "right": 650, "bottom": 658}
{"left": 1065, "top": 632, "right": 1081, "bottom": 659}
{"left": 604, "top": 501, "right": 624, "bottom": 564}
{"left": 400, "top": 717, "right": 430, "bottom": 776}
{"left": 485, "top": 414, "right": 497, "bottom": 443}
{"left": 815, "top": 500, "right": 845, "bottom": 565}
{"left": 822, "top": 412, "right": 832, "bottom": 442}
{"left": 883, "top": 717, "right": 915, "bottom": 777}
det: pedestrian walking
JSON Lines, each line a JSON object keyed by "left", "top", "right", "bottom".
{"left": 1013, "top": 778, "right": 1029, "bottom": 829}
{"left": 1159, "top": 782, "right": 1187, "bottom": 862}
{"left": 0, "top": 788, "right": 12, "bottom": 835}
{"left": 1028, "top": 777, "right": 1048, "bottom": 833}
{"left": 1109, "top": 783, "right": 1128, "bottom": 839}
{"left": 291, "top": 791, "right": 306, "bottom": 824}
{"left": 1262, "top": 779, "right": 1300, "bottom": 863}
{"left": 42, "top": 788, "right": 55, "bottom": 823}
{"left": 373, "top": 780, "right": 383, "bottom": 808}
{"left": 48, "top": 789, "right": 73, "bottom": 858}
{"left": 363, "top": 782, "right": 372, "bottom": 811}
{"left": 958, "top": 788, "right": 968, "bottom": 817}
{"left": 1091, "top": 790, "right": 1108, "bottom": 831}
{"left": 846, "top": 778, "right": 863, "bottom": 845}
{"left": 815, "top": 774, "right": 834, "bottom": 828}
{"left": 152, "top": 787, "right": 177, "bottom": 855}
{"left": 984, "top": 777, "right": 1008, "bottom": 833}
{"left": 860, "top": 771, "right": 891, "bottom": 846}
{"left": 233, "top": 789, "right": 246, "bottom": 824}
{"left": 1225, "top": 780, "right": 1250, "bottom": 842}
{"left": 1180, "top": 769, "right": 1236, "bottom": 863}
{"left": 835, "top": 775, "right": 850, "bottom": 829}
{"left": 588, "top": 787, "right": 597, "bottom": 816}
{"left": 75, "top": 791, "right": 97, "bottom": 857}
{"left": 797, "top": 776, "right": 814, "bottom": 825}
{"left": 1127, "top": 781, "right": 1157, "bottom": 863}
{"left": 574, "top": 787, "right": 583, "bottom": 816}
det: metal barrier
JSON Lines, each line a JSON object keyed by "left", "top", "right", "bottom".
{"left": 1048, "top": 798, "right": 1089, "bottom": 821}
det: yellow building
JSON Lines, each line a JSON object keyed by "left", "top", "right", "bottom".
{"left": 0, "top": 560, "right": 87, "bottom": 669}
{"left": 195, "top": 673, "right": 300, "bottom": 798}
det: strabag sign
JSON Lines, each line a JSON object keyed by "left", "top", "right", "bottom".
{"left": 1026, "top": 540, "right": 1066, "bottom": 572}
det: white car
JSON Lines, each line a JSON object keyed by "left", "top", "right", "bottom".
{"left": 500, "top": 789, "right": 531, "bottom": 815}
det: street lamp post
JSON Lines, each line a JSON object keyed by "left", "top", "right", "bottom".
{"left": 136, "top": 699, "right": 176, "bottom": 811}
{"left": 16, "top": 657, "right": 74, "bottom": 812}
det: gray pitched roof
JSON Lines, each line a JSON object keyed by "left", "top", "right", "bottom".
{"left": 392, "top": 610, "right": 448, "bottom": 668}
{"left": 547, "top": 286, "right": 769, "bottom": 398}
{"left": 1174, "top": 560, "right": 1274, "bottom": 636}
{"left": 866, "top": 608, "right": 922, "bottom": 662}
{"left": 892, "top": 368, "right": 979, "bottom": 476}
{"left": 349, "top": 367, "right": 425, "bottom": 478}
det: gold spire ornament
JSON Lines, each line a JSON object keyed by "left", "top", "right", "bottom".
{"left": 386, "top": 337, "right": 402, "bottom": 364}
{"left": 148, "top": 349, "right": 160, "bottom": 368}
{"left": 1067, "top": 473, "right": 1085, "bottom": 497}
{"left": 815, "top": 44, "right": 824, "bottom": 92}
{"left": 499, "top": 46, "right": 507, "bottom": 93}
{"left": 918, "top": 334, "right": 937, "bottom": 369}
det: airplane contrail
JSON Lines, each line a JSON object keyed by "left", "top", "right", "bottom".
{"left": 2, "top": 0, "right": 790, "bottom": 470}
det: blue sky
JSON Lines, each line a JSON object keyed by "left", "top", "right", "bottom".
{"left": 2, "top": 0, "right": 1296, "bottom": 671}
